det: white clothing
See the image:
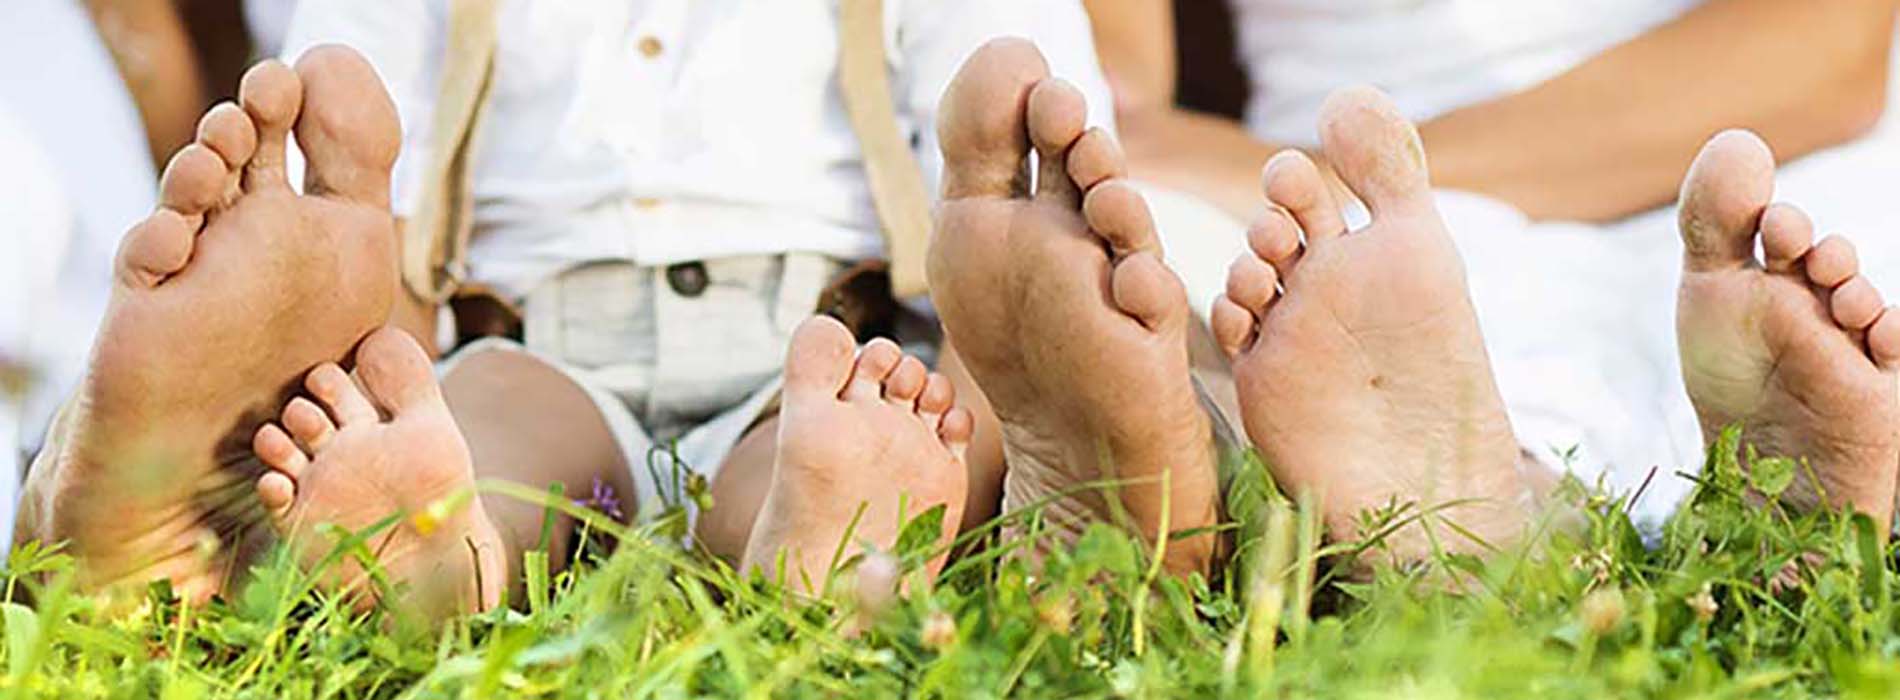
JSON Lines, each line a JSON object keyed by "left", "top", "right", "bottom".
{"left": 0, "top": 0, "right": 158, "bottom": 450}
{"left": 282, "top": 0, "right": 1116, "bottom": 301}
{"left": 1231, "top": 0, "right": 1701, "bottom": 148}
{"left": 244, "top": 0, "right": 300, "bottom": 58}
{"left": 0, "top": 105, "right": 80, "bottom": 548}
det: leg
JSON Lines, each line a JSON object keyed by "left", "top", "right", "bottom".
{"left": 19, "top": 45, "right": 398, "bottom": 603}
{"left": 1210, "top": 87, "right": 1530, "bottom": 569}
{"left": 1676, "top": 130, "right": 1900, "bottom": 529}
{"left": 930, "top": 39, "right": 1221, "bottom": 577}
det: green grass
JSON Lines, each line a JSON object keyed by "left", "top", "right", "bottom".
{"left": 5, "top": 426, "right": 1900, "bottom": 699}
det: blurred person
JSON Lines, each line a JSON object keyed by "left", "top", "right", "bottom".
{"left": 1088, "top": 0, "right": 1900, "bottom": 528}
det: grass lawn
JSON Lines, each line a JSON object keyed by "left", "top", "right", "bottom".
{"left": 3, "top": 427, "right": 1900, "bottom": 699}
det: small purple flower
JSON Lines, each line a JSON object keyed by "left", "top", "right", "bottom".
{"left": 573, "top": 477, "right": 625, "bottom": 521}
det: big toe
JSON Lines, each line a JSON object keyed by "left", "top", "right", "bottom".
{"left": 292, "top": 45, "right": 400, "bottom": 207}
{"left": 353, "top": 327, "right": 441, "bottom": 415}
{"left": 1317, "top": 86, "right": 1433, "bottom": 217}
{"left": 1679, "top": 130, "right": 1775, "bottom": 273}
{"left": 783, "top": 315, "right": 859, "bottom": 398}
{"left": 938, "top": 37, "right": 1049, "bottom": 200}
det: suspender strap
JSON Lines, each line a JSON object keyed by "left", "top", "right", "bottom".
{"left": 404, "top": 0, "right": 501, "bottom": 305}
{"left": 836, "top": 0, "right": 934, "bottom": 300}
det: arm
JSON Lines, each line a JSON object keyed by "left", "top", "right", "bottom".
{"left": 1090, "top": 0, "right": 1898, "bottom": 223}
{"left": 83, "top": 0, "right": 207, "bottom": 170}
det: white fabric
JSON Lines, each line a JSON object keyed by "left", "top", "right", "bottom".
{"left": 281, "top": 0, "right": 1116, "bottom": 301}
{"left": 244, "top": 0, "right": 301, "bottom": 58}
{"left": 0, "top": 105, "right": 80, "bottom": 548}
{"left": 0, "top": 0, "right": 158, "bottom": 450}
{"left": 1205, "top": 0, "right": 1900, "bottom": 527}
{"left": 1231, "top": 0, "right": 1701, "bottom": 147}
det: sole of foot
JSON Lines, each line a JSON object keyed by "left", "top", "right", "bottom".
{"left": 743, "top": 316, "right": 972, "bottom": 595}
{"left": 19, "top": 45, "right": 400, "bottom": 603}
{"left": 1677, "top": 130, "right": 1900, "bottom": 529}
{"left": 254, "top": 327, "right": 504, "bottom": 618}
{"left": 927, "top": 38, "right": 1220, "bottom": 576}
{"left": 1210, "top": 87, "right": 1529, "bottom": 570}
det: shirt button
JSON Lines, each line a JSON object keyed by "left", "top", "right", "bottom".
{"left": 665, "top": 261, "right": 709, "bottom": 298}
{"left": 637, "top": 36, "right": 664, "bottom": 59}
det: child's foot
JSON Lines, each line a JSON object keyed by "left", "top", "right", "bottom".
{"left": 927, "top": 39, "right": 1220, "bottom": 575}
{"left": 743, "top": 317, "right": 972, "bottom": 593}
{"left": 253, "top": 328, "right": 504, "bottom": 617}
{"left": 1210, "top": 87, "right": 1529, "bottom": 567}
{"left": 16, "top": 46, "right": 399, "bottom": 602}
{"left": 1676, "top": 131, "right": 1900, "bottom": 526}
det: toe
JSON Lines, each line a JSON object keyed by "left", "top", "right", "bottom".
{"left": 196, "top": 102, "right": 257, "bottom": 201}
{"left": 884, "top": 355, "right": 929, "bottom": 405}
{"left": 306, "top": 363, "right": 379, "bottom": 426}
{"left": 115, "top": 210, "right": 198, "bottom": 287}
{"left": 1805, "top": 235, "right": 1859, "bottom": 289}
{"left": 939, "top": 406, "right": 975, "bottom": 455}
{"left": 1760, "top": 204, "right": 1814, "bottom": 273}
{"left": 1249, "top": 207, "right": 1305, "bottom": 271}
{"left": 292, "top": 45, "right": 400, "bottom": 207}
{"left": 353, "top": 327, "right": 444, "bottom": 415}
{"left": 1867, "top": 308, "right": 1900, "bottom": 369}
{"left": 1831, "top": 276, "right": 1884, "bottom": 330}
{"left": 916, "top": 372, "right": 956, "bottom": 424}
{"left": 784, "top": 316, "right": 859, "bottom": 397}
{"left": 1066, "top": 127, "right": 1126, "bottom": 191}
{"left": 1316, "top": 87, "right": 1433, "bottom": 219}
{"left": 1112, "top": 251, "right": 1190, "bottom": 332}
{"left": 938, "top": 37, "right": 1049, "bottom": 200}
{"left": 1210, "top": 295, "right": 1259, "bottom": 358}
{"left": 1082, "top": 179, "right": 1162, "bottom": 257}
{"left": 159, "top": 144, "right": 230, "bottom": 216}
{"left": 283, "top": 397, "right": 338, "bottom": 452}
{"left": 1028, "top": 79, "right": 1090, "bottom": 207}
{"left": 237, "top": 59, "right": 302, "bottom": 191}
{"left": 1262, "top": 150, "right": 1346, "bottom": 244}
{"left": 1679, "top": 130, "right": 1775, "bottom": 273}
{"left": 845, "top": 339, "right": 905, "bottom": 402}
{"left": 257, "top": 472, "right": 297, "bottom": 516}
{"left": 1225, "top": 253, "right": 1281, "bottom": 315}
{"left": 253, "top": 423, "right": 310, "bottom": 476}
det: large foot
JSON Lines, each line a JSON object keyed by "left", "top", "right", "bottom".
{"left": 1210, "top": 88, "right": 1530, "bottom": 568}
{"left": 743, "top": 317, "right": 972, "bottom": 593}
{"left": 1677, "top": 131, "right": 1900, "bottom": 527}
{"left": 18, "top": 46, "right": 399, "bottom": 602}
{"left": 253, "top": 328, "right": 504, "bottom": 618}
{"left": 929, "top": 39, "right": 1220, "bottom": 575}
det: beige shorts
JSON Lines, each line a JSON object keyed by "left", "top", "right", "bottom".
{"left": 440, "top": 253, "right": 844, "bottom": 520}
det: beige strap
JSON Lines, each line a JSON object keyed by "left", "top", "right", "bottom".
{"left": 404, "top": 0, "right": 501, "bottom": 305}
{"left": 836, "top": 0, "right": 934, "bottom": 299}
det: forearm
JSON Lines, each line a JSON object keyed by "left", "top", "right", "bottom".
{"left": 83, "top": 0, "right": 207, "bottom": 170}
{"left": 1119, "top": 107, "right": 1289, "bottom": 222}
{"left": 1422, "top": 0, "right": 1895, "bottom": 222}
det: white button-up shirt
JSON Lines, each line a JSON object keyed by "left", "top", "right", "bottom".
{"left": 282, "top": 0, "right": 1114, "bottom": 300}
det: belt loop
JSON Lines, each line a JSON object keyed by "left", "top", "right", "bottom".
{"left": 776, "top": 253, "right": 832, "bottom": 335}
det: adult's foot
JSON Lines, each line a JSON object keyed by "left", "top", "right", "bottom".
{"left": 254, "top": 328, "right": 504, "bottom": 618}
{"left": 16, "top": 46, "right": 399, "bottom": 602}
{"left": 1209, "top": 87, "right": 1530, "bottom": 568}
{"left": 1676, "top": 131, "right": 1900, "bottom": 527}
{"left": 929, "top": 39, "right": 1220, "bottom": 575}
{"left": 743, "top": 317, "right": 972, "bottom": 594}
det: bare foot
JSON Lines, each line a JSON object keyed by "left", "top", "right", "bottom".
{"left": 1209, "top": 87, "right": 1529, "bottom": 568}
{"left": 743, "top": 317, "right": 972, "bottom": 594}
{"left": 16, "top": 46, "right": 399, "bottom": 602}
{"left": 928, "top": 39, "right": 1220, "bottom": 576}
{"left": 1676, "top": 130, "right": 1900, "bottom": 528}
{"left": 253, "top": 328, "right": 504, "bottom": 618}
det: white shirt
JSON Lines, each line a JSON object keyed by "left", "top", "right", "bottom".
{"left": 282, "top": 0, "right": 1115, "bottom": 300}
{"left": 1232, "top": 0, "right": 1702, "bottom": 146}
{"left": 0, "top": 0, "right": 158, "bottom": 449}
